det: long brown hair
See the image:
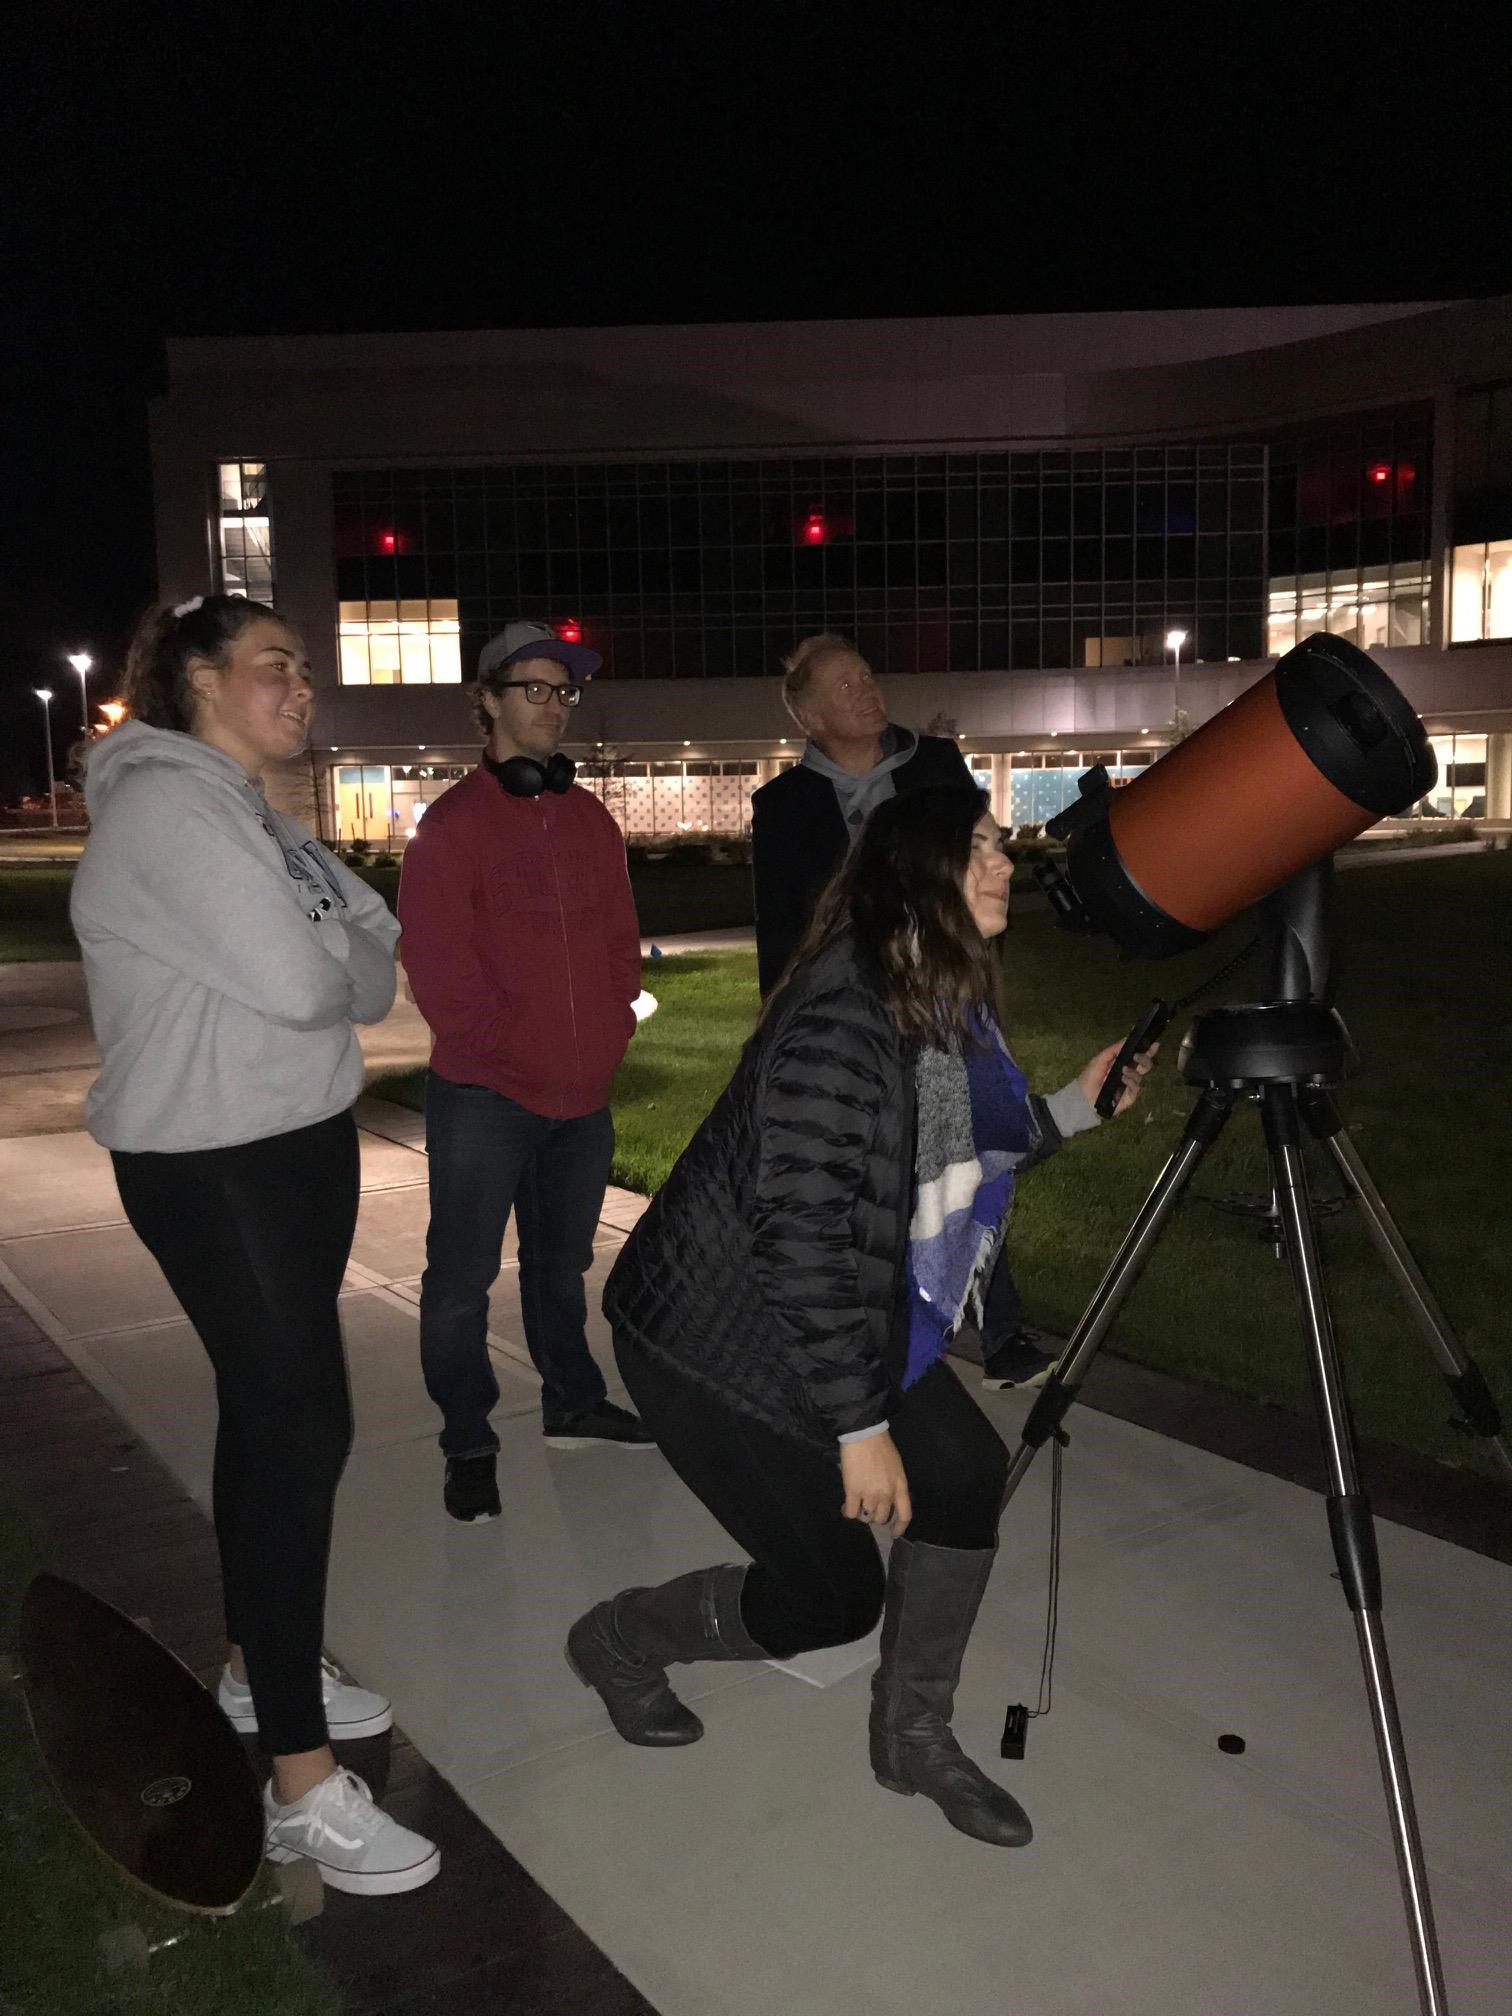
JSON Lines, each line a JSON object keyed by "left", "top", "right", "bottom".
{"left": 785, "top": 784, "right": 1001, "bottom": 1046}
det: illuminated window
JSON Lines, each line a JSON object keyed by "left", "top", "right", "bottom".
{"left": 1418, "top": 733, "right": 1488, "bottom": 818}
{"left": 338, "top": 599, "right": 462, "bottom": 685}
{"left": 216, "top": 461, "right": 273, "bottom": 601}
{"left": 1268, "top": 564, "right": 1426, "bottom": 658}
{"left": 1449, "top": 539, "right": 1512, "bottom": 642}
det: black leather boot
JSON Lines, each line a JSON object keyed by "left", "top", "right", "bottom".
{"left": 869, "top": 1537, "right": 1033, "bottom": 1847}
{"left": 566, "top": 1562, "right": 763, "bottom": 1747}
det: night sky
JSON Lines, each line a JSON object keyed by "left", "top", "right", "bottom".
{"left": 3, "top": 1, "right": 1507, "bottom": 791}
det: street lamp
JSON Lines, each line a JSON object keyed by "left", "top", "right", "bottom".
{"left": 1165, "top": 627, "right": 1188, "bottom": 728}
{"left": 67, "top": 652, "right": 94, "bottom": 737}
{"left": 34, "top": 689, "right": 59, "bottom": 827}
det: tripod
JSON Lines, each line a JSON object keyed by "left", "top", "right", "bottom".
{"left": 1003, "top": 866, "right": 1510, "bottom": 2016}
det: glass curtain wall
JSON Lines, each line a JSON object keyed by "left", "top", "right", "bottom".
{"left": 333, "top": 446, "right": 1268, "bottom": 683}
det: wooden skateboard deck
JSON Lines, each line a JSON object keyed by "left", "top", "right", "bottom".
{"left": 19, "top": 1573, "right": 264, "bottom": 1914}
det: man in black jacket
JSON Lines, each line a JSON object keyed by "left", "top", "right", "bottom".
{"left": 751, "top": 634, "right": 972, "bottom": 998}
{"left": 749, "top": 633, "right": 1055, "bottom": 1390}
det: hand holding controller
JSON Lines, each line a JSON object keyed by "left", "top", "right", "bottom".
{"left": 1095, "top": 999, "right": 1171, "bottom": 1119}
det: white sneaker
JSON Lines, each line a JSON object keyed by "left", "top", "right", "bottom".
{"left": 218, "top": 1656, "right": 394, "bottom": 1740}
{"left": 263, "top": 1767, "right": 440, "bottom": 1896}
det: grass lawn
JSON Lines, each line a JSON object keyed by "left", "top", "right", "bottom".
{"left": 0, "top": 1501, "right": 339, "bottom": 2016}
{"left": 996, "top": 855, "right": 1512, "bottom": 1478}
{"left": 0, "top": 855, "right": 754, "bottom": 962}
{"left": 337, "top": 856, "right": 754, "bottom": 939}
{"left": 0, "top": 868, "right": 81, "bottom": 962}
{"left": 371, "top": 854, "right": 1512, "bottom": 1478}
{"left": 10, "top": 838, "right": 1508, "bottom": 1475}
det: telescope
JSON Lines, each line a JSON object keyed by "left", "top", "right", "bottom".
{"left": 1009, "top": 635, "right": 1507, "bottom": 2016}
{"left": 1033, "top": 634, "right": 1436, "bottom": 1106}
{"left": 1036, "top": 632, "right": 1435, "bottom": 961}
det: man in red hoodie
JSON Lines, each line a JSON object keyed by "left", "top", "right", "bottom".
{"left": 399, "top": 622, "right": 652, "bottom": 1523}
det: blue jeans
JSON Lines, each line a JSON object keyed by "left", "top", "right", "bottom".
{"left": 420, "top": 1073, "right": 612, "bottom": 1454}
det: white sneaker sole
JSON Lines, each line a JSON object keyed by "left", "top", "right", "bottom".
{"left": 220, "top": 1698, "right": 394, "bottom": 1740}
{"left": 265, "top": 1840, "right": 440, "bottom": 1895}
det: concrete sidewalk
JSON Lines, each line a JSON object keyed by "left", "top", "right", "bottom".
{"left": 2, "top": 1105, "right": 1509, "bottom": 2013}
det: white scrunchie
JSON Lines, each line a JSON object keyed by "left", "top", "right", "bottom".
{"left": 172, "top": 595, "right": 205, "bottom": 620}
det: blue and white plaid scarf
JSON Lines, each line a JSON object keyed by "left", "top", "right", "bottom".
{"left": 903, "top": 1014, "right": 1037, "bottom": 1390}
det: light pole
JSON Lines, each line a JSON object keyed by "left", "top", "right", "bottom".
{"left": 35, "top": 689, "right": 59, "bottom": 827}
{"left": 1165, "top": 628, "right": 1188, "bottom": 732}
{"left": 67, "top": 651, "right": 93, "bottom": 738}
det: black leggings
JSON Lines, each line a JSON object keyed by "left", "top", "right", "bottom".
{"left": 615, "top": 1339, "right": 1009, "bottom": 1659}
{"left": 112, "top": 1112, "right": 359, "bottom": 1755}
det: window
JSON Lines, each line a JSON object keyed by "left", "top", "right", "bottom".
{"left": 576, "top": 755, "right": 761, "bottom": 837}
{"left": 1266, "top": 411, "right": 1432, "bottom": 656}
{"left": 338, "top": 599, "right": 462, "bottom": 684}
{"left": 1417, "top": 734, "right": 1488, "bottom": 818}
{"left": 1267, "top": 564, "right": 1426, "bottom": 658}
{"left": 332, "top": 446, "right": 1269, "bottom": 681}
{"left": 216, "top": 460, "right": 273, "bottom": 601}
{"left": 1449, "top": 539, "right": 1512, "bottom": 642}
{"left": 1007, "top": 749, "right": 1152, "bottom": 830}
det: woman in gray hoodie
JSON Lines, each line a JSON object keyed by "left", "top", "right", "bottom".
{"left": 71, "top": 593, "right": 439, "bottom": 1897}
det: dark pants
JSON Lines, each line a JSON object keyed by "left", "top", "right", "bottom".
{"left": 112, "top": 1112, "right": 359, "bottom": 1757}
{"left": 420, "top": 1072, "right": 612, "bottom": 1455}
{"left": 981, "top": 1245, "right": 1024, "bottom": 1349}
{"left": 615, "top": 1340, "right": 1010, "bottom": 1659}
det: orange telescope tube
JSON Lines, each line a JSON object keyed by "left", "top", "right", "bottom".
{"left": 1052, "top": 636, "right": 1435, "bottom": 958}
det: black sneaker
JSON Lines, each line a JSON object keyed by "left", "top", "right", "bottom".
{"left": 444, "top": 1452, "right": 501, "bottom": 1522}
{"left": 543, "top": 1400, "right": 656, "bottom": 1450}
{"left": 981, "top": 1330, "right": 1061, "bottom": 1392}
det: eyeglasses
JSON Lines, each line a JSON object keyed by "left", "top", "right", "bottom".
{"left": 494, "top": 679, "right": 582, "bottom": 707}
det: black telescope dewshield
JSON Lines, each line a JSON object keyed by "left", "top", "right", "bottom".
{"left": 1045, "top": 634, "right": 1436, "bottom": 957}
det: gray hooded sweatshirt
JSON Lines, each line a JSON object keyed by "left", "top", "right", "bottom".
{"left": 71, "top": 721, "right": 401, "bottom": 1153}
{"left": 800, "top": 721, "right": 920, "bottom": 834}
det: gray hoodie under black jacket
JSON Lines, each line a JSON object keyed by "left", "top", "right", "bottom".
{"left": 71, "top": 722, "right": 401, "bottom": 1153}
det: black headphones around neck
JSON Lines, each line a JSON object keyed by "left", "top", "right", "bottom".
{"left": 485, "top": 751, "right": 576, "bottom": 798}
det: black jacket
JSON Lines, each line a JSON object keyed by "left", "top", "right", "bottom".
{"left": 603, "top": 934, "right": 1074, "bottom": 1449}
{"left": 750, "top": 734, "right": 974, "bottom": 997}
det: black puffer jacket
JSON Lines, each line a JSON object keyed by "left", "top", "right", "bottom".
{"left": 604, "top": 934, "right": 1077, "bottom": 1448}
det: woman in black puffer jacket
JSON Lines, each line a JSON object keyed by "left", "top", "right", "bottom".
{"left": 568, "top": 785, "right": 1153, "bottom": 1847}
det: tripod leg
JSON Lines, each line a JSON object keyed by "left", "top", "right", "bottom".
{"left": 1301, "top": 1088, "right": 1512, "bottom": 1483}
{"left": 1000, "top": 1085, "right": 1235, "bottom": 1509}
{"left": 1264, "top": 1085, "right": 1449, "bottom": 2016}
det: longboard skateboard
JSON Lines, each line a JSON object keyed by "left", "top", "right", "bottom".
{"left": 17, "top": 1572, "right": 321, "bottom": 1965}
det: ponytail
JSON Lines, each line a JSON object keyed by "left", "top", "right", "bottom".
{"left": 123, "top": 592, "right": 278, "bottom": 733}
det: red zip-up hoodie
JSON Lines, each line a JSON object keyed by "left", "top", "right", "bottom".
{"left": 397, "top": 766, "right": 641, "bottom": 1118}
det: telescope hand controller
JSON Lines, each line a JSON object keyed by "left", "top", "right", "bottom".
{"left": 1095, "top": 1000, "right": 1171, "bottom": 1119}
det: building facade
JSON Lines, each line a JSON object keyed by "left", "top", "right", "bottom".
{"left": 149, "top": 301, "right": 1512, "bottom": 846}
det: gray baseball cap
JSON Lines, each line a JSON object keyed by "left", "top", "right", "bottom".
{"left": 477, "top": 620, "right": 601, "bottom": 684}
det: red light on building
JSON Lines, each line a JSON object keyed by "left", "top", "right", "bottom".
{"left": 556, "top": 618, "right": 583, "bottom": 644}
{"left": 1367, "top": 464, "right": 1391, "bottom": 486}
{"left": 378, "top": 529, "right": 398, "bottom": 553}
{"left": 801, "top": 513, "right": 828, "bottom": 546}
